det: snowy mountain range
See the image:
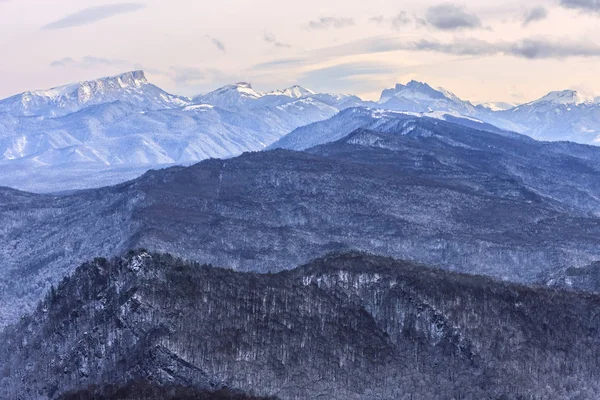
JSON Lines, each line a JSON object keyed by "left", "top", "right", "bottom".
{"left": 1, "top": 70, "right": 600, "bottom": 192}
{"left": 193, "top": 81, "right": 361, "bottom": 110}
{"left": 497, "top": 90, "right": 600, "bottom": 143}
{"left": 371, "top": 81, "right": 600, "bottom": 144}
{"left": 0, "top": 72, "right": 348, "bottom": 191}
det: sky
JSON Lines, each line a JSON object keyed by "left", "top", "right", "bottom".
{"left": 1, "top": 0, "right": 600, "bottom": 103}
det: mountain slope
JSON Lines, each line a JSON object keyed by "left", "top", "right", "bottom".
{"left": 0, "top": 71, "right": 189, "bottom": 118}
{"left": 2, "top": 252, "right": 600, "bottom": 399}
{"left": 498, "top": 89, "right": 600, "bottom": 143}
{"left": 0, "top": 79, "right": 341, "bottom": 192}
{"left": 2, "top": 114, "right": 600, "bottom": 326}
{"left": 267, "top": 107, "right": 513, "bottom": 151}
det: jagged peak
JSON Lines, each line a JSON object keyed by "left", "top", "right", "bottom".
{"left": 405, "top": 80, "right": 434, "bottom": 90}
{"left": 27, "top": 70, "right": 149, "bottom": 99}
{"left": 380, "top": 80, "right": 449, "bottom": 103}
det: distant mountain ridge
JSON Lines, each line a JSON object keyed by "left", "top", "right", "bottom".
{"left": 267, "top": 107, "right": 514, "bottom": 151}
{"left": 2, "top": 70, "right": 600, "bottom": 192}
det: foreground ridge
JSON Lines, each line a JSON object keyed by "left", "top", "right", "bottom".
{"left": 1, "top": 251, "right": 599, "bottom": 399}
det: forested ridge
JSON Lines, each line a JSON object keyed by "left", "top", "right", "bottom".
{"left": 1, "top": 251, "right": 600, "bottom": 399}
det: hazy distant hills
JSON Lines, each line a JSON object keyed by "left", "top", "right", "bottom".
{"left": 2, "top": 251, "right": 600, "bottom": 399}
{"left": 2, "top": 112, "right": 600, "bottom": 326}
{"left": 1, "top": 71, "right": 600, "bottom": 192}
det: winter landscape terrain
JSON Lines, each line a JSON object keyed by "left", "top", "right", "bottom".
{"left": 2, "top": 67, "right": 600, "bottom": 399}
{"left": 7, "top": 0, "right": 600, "bottom": 390}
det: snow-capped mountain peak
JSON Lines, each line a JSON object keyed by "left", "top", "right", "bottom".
{"left": 266, "top": 85, "right": 315, "bottom": 99}
{"left": 379, "top": 80, "right": 452, "bottom": 104}
{"left": 230, "top": 82, "right": 262, "bottom": 97}
{"left": 376, "top": 80, "right": 476, "bottom": 116}
{"left": 527, "top": 90, "right": 593, "bottom": 106}
{"left": 27, "top": 70, "right": 149, "bottom": 101}
{"left": 193, "top": 82, "right": 265, "bottom": 109}
{"left": 0, "top": 70, "right": 188, "bottom": 117}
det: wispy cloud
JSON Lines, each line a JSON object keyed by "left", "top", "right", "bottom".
{"left": 412, "top": 37, "right": 600, "bottom": 59}
{"left": 251, "top": 34, "right": 600, "bottom": 77}
{"left": 522, "top": 7, "right": 548, "bottom": 26}
{"left": 251, "top": 58, "right": 307, "bottom": 71}
{"left": 311, "top": 36, "right": 411, "bottom": 58}
{"left": 299, "top": 61, "right": 398, "bottom": 94}
{"left": 425, "top": 3, "right": 482, "bottom": 30}
{"left": 370, "top": 12, "right": 413, "bottom": 30}
{"left": 251, "top": 36, "right": 414, "bottom": 72}
{"left": 50, "top": 56, "right": 129, "bottom": 68}
{"left": 392, "top": 12, "right": 412, "bottom": 29}
{"left": 169, "top": 66, "right": 209, "bottom": 86}
{"left": 42, "top": 3, "right": 145, "bottom": 30}
{"left": 301, "top": 62, "right": 397, "bottom": 81}
{"left": 264, "top": 32, "right": 291, "bottom": 48}
{"left": 206, "top": 35, "right": 226, "bottom": 52}
{"left": 369, "top": 16, "right": 386, "bottom": 25}
{"left": 560, "top": 0, "right": 600, "bottom": 13}
{"left": 307, "top": 17, "right": 354, "bottom": 30}
{"left": 166, "top": 66, "right": 243, "bottom": 95}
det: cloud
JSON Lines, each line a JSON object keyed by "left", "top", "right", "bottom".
{"left": 264, "top": 32, "right": 291, "bottom": 48}
{"left": 169, "top": 67, "right": 209, "bottom": 86}
{"left": 311, "top": 36, "right": 411, "bottom": 59}
{"left": 50, "top": 56, "right": 128, "bottom": 68}
{"left": 206, "top": 36, "right": 226, "bottom": 52}
{"left": 251, "top": 36, "right": 413, "bottom": 72}
{"left": 50, "top": 57, "right": 76, "bottom": 68}
{"left": 43, "top": 3, "right": 145, "bottom": 30}
{"left": 308, "top": 17, "right": 354, "bottom": 29}
{"left": 167, "top": 66, "right": 245, "bottom": 95}
{"left": 371, "top": 12, "right": 412, "bottom": 30}
{"left": 411, "top": 37, "right": 600, "bottom": 59}
{"left": 301, "top": 62, "right": 397, "bottom": 81}
{"left": 299, "top": 61, "right": 398, "bottom": 93}
{"left": 560, "top": 0, "right": 600, "bottom": 13}
{"left": 250, "top": 58, "right": 307, "bottom": 71}
{"left": 369, "top": 15, "right": 386, "bottom": 25}
{"left": 392, "top": 12, "right": 412, "bottom": 29}
{"left": 522, "top": 6, "right": 548, "bottom": 26}
{"left": 425, "top": 3, "right": 482, "bottom": 30}
{"left": 509, "top": 38, "right": 600, "bottom": 58}
{"left": 412, "top": 38, "right": 495, "bottom": 56}
{"left": 251, "top": 33, "right": 600, "bottom": 81}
